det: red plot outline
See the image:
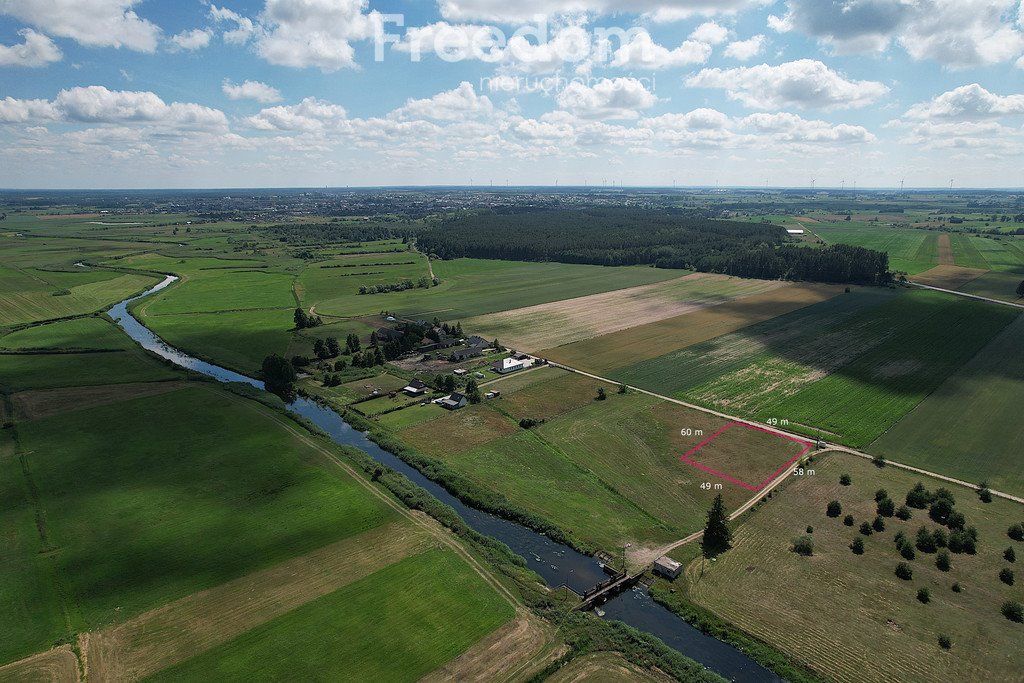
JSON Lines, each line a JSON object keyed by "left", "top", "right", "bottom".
{"left": 680, "top": 421, "right": 813, "bottom": 492}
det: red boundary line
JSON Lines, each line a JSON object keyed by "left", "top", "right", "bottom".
{"left": 679, "top": 421, "right": 813, "bottom": 492}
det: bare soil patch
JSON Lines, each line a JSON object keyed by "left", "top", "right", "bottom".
{"left": 912, "top": 265, "right": 988, "bottom": 289}
{"left": 85, "top": 521, "right": 430, "bottom": 682}
{"left": 10, "top": 382, "right": 186, "bottom": 421}
{"left": 0, "top": 645, "right": 80, "bottom": 683}
{"left": 936, "top": 234, "right": 954, "bottom": 265}
{"left": 547, "top": 652, "right": 671, "bottom": 683}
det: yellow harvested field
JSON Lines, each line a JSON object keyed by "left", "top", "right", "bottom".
{"left": 544, "top": 283, "right": 842, "bottom": 372}
{"left": 465, "top": 274, "right": 789, "bottom": 353}
{"left": 912, "top": 265, "right": 988, "bottom": 290}
{"left": 547, "top": 652, "right": 670, "bottom": 683}
{"left": 0, "top": 646, "right": 80, "bottom": 683}
{"left": 421, "top": 614, "right": 557, "bottom": 682}
{"left": 84, "top": 521, "right": 431, "bottom": 682}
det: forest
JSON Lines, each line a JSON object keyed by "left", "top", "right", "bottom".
{"left": 417, "top": 209, "right": 892, "bottom": 285}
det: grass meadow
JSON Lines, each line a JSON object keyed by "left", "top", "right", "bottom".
{"left": 146, "top": 549, "right": 514, "bottom": 683}
{"left": 2, "top": 386, "right": 394, "bottom": 663}
{"left": 684, "top": 454, "right": 1024, "bottom": 683}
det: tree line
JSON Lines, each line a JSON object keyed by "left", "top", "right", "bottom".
{"left": 417, "top": 208, "right": 892, "bottom": 285}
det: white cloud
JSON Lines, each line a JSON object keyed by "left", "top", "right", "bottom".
{"left": 724, "top": 34, "right": 765, "bottom": 60}
{"left": 168, "top": 28, "right": 212, "bottom": 52}
{"left": 690, "top": 21, "right": 729, "bottom": 45}
{"left": 0, "top": 86, "right": 227, "bottom": 130}
{"left": 246, "top": 97, "right": 349, "bottom": 132}
{"left": 609, "top": 31, "right": 711, "bottom": 69}
{"left": 392, "top": 82, "right": 493, "bottom": 121}
{"left": 0, "top": 28, "right": 62, "bottom": 67}
{"left": 255, "top": 0, "right": 383, "bottom": 72}
{"left": 0, "top": 0, "right": 161, "bottom": 52}
{"left": 222, "top": 79, "right": 283, "bottom": 103}
{"left": 686, "top": 59, "right": 889, "bottom": 110}
{"left": 774, "top": 0, "right": 1024, "bottom": 69}
{"left": 209, "top": 5, "right": 255, "bottom": 45}
{"left": 437, "top": 0, "right": 767, "bottom": 23}
{"left": 395, "top": 22, "right": 505, "bottom": 62}
{"left": 556, "top": 77, "right": 658, "bottom": 119}
{"left": 741, "top": 111, "right": 875, "bottom": 143}
{"left": 903, "top": 84, "right": 1024, "bottom": 121}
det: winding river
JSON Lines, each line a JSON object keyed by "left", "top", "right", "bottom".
{"left": 109, "top": 276, "right": 778, "bottom": 683}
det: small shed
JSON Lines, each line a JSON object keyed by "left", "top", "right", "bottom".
{"left": 653, "top": 556, "right": 682, "bottom": 580}
{"left": 402, "top": 378, "right": 428, "bottom": 396}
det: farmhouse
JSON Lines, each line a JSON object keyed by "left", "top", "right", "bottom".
{"left": 450, "top": 347, "right": 483, "bottom": 362}
{"left": 465, "top": 335, "right": 490, "bottom": 348}
{"left": 653, "top": 556, "right": 682, "bottom": 580}
{"left": 492, "top": 357, "right": 531, "bottom": 374}
{"left": 438, "top": 392, "right": 468, "bottom": 410}
{"left": 374, "top": 327, "right": 404, "bottom": 343}
{"left": 402, "top": 378, "right": 429, "bottom": 396}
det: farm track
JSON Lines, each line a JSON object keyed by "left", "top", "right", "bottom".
{"left": 909, "top": 282, "right": 1024, "bottom": 310}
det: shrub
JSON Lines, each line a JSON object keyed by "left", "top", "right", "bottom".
{"left": 1006, "top": 547, "right": 1017, "bottom": 563}
{"left": 843, "top": 514, "right": 855, "bottom": 526}
{"left": 1003, "top": 600, "right": 1024, "bottom": 623}
{"left": 839, "top": 474, "right": 851, "bottom": 486}
{"left": 936, "top": 551, "right": 951, "bottom": 572}
{"left": 850, "top": 537, "right": 865, "bottom": 555}
{"left": 1000, "top": 568, "right": 1015, "bottom": 586}
{"left": 938, "top": 634, "right": 952, "bottom": 650}
{"left": 826, "top": 500, "right": 842, "bottom": 517}
{"left": 933, "top": 528, "right": 948, "bottom": 548}
{"left": 899, "top": 543, "right": 916, "bottom": 561}
{"left": 874, "top": 489, "right": 888, "bottom": 502}
{"left": 946, "top": 511, "right": 966, "bottom": 531}
{"left": 872, "top": 516, "right": 886, "bottom": 532}
{"left": 877, "top": 497, "right": 895, "bottom": 518}
{"left": 979, "top": 488, "right": 993, "bottom": 504}
{"left": 792, "top": 535, "right": 814, "bottom": 556}
{"left": 872, "top": 455, "right": 886, "bottom": 468}
{"left": 906, "top": 482, "right": 931, "bottom": 509}
{"left": 806, "top": 526, "right": 814, "bottom": 534}
{"left": 916, "top": 526, "right": 938, "bottom": 553}
{"left": 952, "top": 582, "right": 962, "bottom": 593}
{"left": 948, "top": 529, "right": 976, "bottom": 554}
{"left": 895, "top": 505, "right": 912, "bottom": 521}
{"left": 895, "top": 562, "right": 913, "bottom": 580}
{"left": 1009, "top": 523, "right": 1024, "bottom": 542}
{"left": 859, "top": 521, "right": 873, "bottom": 536}
{"left": 917, "top": 587, "right": 930, "bottom": 604}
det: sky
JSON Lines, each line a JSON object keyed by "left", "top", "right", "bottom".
{"left": 0, "top": 0, "right": 1023, "bottom": 189}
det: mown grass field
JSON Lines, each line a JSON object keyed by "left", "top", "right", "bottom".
{"left": 0, "top": 267, "right": 157, "bottom": 326}
{"left": 685, "top": 454, "right": 1024, "bottom": 683}
{"left": 0, "top": 316, "right": 134, "bottom": 350}
{"left": 762, "top": 291, "right": 1018, "bottom": 446}
{"left": 1, "top": 385, "right": 393, "bottom": 664}
{"left": 544, "top": 284, "right": 841, "bottom": 372}
{"left": 147, "top": 549, "right": 515, "bottom": 683}
{"left": 145, "top": 270, "right": 297, "bottom": 315}
{"left": 872, "top": 313, "right": 1024, "bottom": 494}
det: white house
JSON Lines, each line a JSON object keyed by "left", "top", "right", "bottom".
{"left": 491, "top": 357, "right": 531, "bottom": 374}
{"left": 438, "top": 392, "right": 468, "bottom": 410}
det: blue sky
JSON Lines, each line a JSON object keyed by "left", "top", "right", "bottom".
{"left": 0, "top": 0, "right": 1022, "bottom": 188}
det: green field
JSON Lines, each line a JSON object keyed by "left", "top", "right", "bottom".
{"left": 0, "top": 316, "right": 133, "bottom": 350}
{"left": 147, "top": 549, "right": 514, "bottom": 683}
{"left": 683, "top": 453, "right": 1024, "bottom": 683}
{"left": 610, "top": 288, "right": 897, "bottom": 406}
{"left": 146, "top": 270, "right": 297, "bottom": 315}
{"left": 810, "top": 223, "right": 938, "bottom": 275}
{"left": 0, "top": 267, "right": 158, "bottom": 326}
{"left": 763, "top": 291, "right": 1018, "bottom": 445}
{"left": 1, "top": 386, "right": 393, "bottom": 664}
{"left": 872, "top": 313, "right": 1024, "bottom": 494}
